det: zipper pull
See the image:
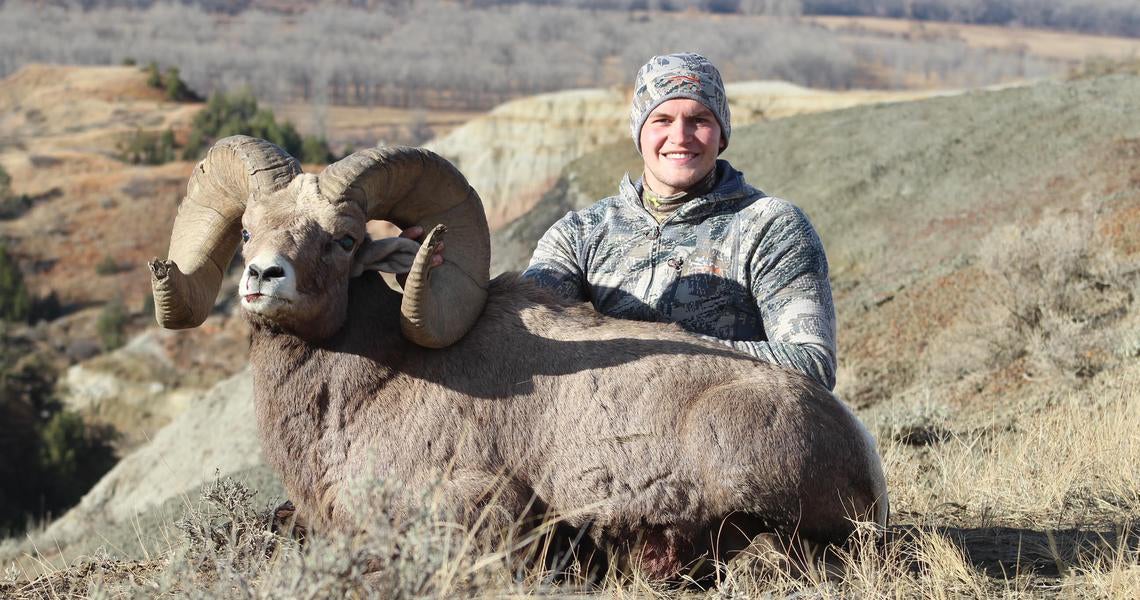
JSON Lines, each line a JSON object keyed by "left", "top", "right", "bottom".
{"left": 667, "top": 257, "right": 684, "bottom": 271}
{"left": 645, "top": 226, "right": 661, "bottom": 240}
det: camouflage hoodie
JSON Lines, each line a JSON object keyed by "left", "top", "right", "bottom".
{"left": 523, "top": 160, "right": 837, "bottom": 390}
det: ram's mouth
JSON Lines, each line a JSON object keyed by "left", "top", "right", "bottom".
{"left": 242, "top": 293, "right": 291, "bottom": 311}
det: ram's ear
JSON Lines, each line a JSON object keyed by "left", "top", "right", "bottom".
{"left": 351, "top": 237, "right": 420, "bottom": 277}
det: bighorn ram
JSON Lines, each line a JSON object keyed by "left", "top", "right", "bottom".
{"left": 151, "top": 135, "right": 887, "bottom": 578}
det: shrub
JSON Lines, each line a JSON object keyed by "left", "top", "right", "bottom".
{"left": 300, "top": 134, "right": 333, "bottom": 164}
{"left": 877, "top": 401, "right": 952, "bottom": 446}
{"left": 97, "top": 297, "right": 128, "bottom": 351}
{"left": 175, "top": 477, "right": 284, "bottom": 576}
{"left": 37, "top": 411, "right": 117, "bottom": 506}
{"left": 969, "top": 212, "right": 1130, "bottom": 383}
{"left": 0, "top": 193, "right": 33, "bottom": 221}
{"left": 141, "top": 293, "right": 155, "bottom": 321}
{"left": 162, "top": 66, "right": 197, "bottom": 102}
{"left": 117, "top": 128, "right": 177, "bottom": 165}
{"left": 165, "top": 476, "right": 522, "bottom": 598}
{"left": 182, "top": 90, "right": 331, "bottom": 163}
{"left": 160, "top": 128, "right": 177, "bottom": 156}
{"left": 0, "top": 163, "right": 10, "bottom": 199}
{"left": 30, "top": 291, "right": 63, "bottom": 323}
{"left": 142, "top": 61, "right": 199, "bottom": 102}
{"left": 0, "top": 245, "right": 30, "bottom": 323}
{"left": 0, "top": 163, "right": 29, "bottom": 221}
{"left": 0, "top": 349, "right": 116, "bottom": 535}
{"left": 182, "top": 128, "right": 206, "bottom": 162}
{"left": 144, "top": 60, "right": 162, "bottom": 88}
{"left": 95, "top": 254, "right": 120, "bottom": 275}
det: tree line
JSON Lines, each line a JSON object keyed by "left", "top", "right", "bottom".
{"left": 25, "top": 0, "right": 1140, "bottom": 37}
{"left": 0, "top": 1, "right": 1063, "bottom": 113}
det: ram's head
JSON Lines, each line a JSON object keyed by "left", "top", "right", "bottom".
{"left": 150, "top": 135, "right": 490, "bottom": 345}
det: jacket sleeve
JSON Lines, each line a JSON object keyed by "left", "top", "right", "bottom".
{"left": 707, "top": 203, "right": 838, "bottom": 390}
{"left": 521, "top": 211, "right": 590, "bottom": 303}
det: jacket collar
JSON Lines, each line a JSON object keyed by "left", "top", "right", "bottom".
{"left": 619, "top": 160, "right": 760, "bottom": 223}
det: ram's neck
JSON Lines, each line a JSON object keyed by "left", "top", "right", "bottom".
{"left": 246, "top": 273, "right": 409, "bottom": 528}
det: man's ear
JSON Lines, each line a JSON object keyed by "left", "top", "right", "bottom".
{"left": 351, "top": 237, "right": 420, "bottom": 277}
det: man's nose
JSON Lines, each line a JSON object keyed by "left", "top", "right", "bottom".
{"left": 667, "top": 120, "right": 693, "bottom": 143}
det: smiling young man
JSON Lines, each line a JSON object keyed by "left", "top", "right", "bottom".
{"left": 522, "top": 53, "right": 838, "bottom": 390}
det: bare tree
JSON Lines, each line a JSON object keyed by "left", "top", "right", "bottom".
{"left": 0, "top": 0, "right": 1084, "bottom": 113}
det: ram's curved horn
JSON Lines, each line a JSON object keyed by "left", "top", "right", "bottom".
{"left": 320, "top": 147, "right": 489, "bottom": 349}
{"left": 150, "top": 136, "right": 301, "bottom": 329}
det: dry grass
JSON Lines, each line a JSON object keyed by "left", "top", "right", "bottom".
{"left": 885, "top": 383, "right": 1140, "bottom": 524}
{"left": 974, "top": 213, "right": 1130, "bottom": 383}
{"left": 807, "top": 15, "right": 1140, "bottom": 63}
{"left": 4, "top": 370, "right": 1137, "bottom": 599}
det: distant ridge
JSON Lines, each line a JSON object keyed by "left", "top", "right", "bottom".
{"left": 429, "top": 81, "right": 953, "bottom": 232}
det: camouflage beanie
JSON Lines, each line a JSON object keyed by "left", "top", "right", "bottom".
{"left": 630, "top": 52, "right": 731, "bottom": 155}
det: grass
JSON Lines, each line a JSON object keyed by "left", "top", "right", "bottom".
{"left": 805, "top": 15, "right": 1140, "bottom": 63}
{"left": 884, "top": 384, "right": 1140, "bottom": 525}
{"left": 2, "top": 371, "right": 1136, "bottom": 598}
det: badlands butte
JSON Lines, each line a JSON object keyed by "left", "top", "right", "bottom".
{"left": 1, "top": 63, "right": 1138, "bottom": 590}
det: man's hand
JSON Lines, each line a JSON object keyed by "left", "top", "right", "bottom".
{"left": 395, "top": 225, "right": 445, "bottom": 288}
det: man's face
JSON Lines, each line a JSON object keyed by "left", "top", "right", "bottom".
{"left": 639, "top": 98, "right": 724, "bottom": 196}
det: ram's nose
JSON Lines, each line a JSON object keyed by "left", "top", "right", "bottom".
{"left": 246, "top": 263, "right": 285, "bottom": 282}
{"left": 246, "top": 260, "right": 286, "bottom": 283}
{"left": 241, "top": 254, "right": 297, "bottom": 302}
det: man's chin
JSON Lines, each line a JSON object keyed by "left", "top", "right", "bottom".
{"left": 656, "top": 175, "right": 702, "bottom": 194}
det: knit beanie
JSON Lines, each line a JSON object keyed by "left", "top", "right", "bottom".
{"left": 629, "top": 52, "right": 731, "bottom": 155}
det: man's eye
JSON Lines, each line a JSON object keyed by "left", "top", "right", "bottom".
{"left": 337, "top": 236, "right": 356, "bottom": 251}
{"left": 241, "top": 229, "right": 250, "bottom": 243}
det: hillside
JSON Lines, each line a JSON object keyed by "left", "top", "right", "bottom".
{"left": 2, "top": 70, "right": 1136, "bottom": 596}
{"left": 0, "top": 64, "right": 196, "bottom": 307}
{"left": 429, "top": 82, "right": 953, "bottom": 231}
{"left": 0, "top": 65, "right": 254, "bottom": 454}
{"left": 496, "top": 74, "right": 1139, "bottom": 414}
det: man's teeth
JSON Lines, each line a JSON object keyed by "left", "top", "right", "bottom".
{"left": 664, "top": 153, "right": 695, "bottom": 158}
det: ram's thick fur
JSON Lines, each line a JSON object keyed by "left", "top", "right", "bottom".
{"left": 151, "top": 136, "right": 887, "bottom": 579}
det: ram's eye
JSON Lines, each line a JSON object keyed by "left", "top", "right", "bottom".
{"left": 336, "top": 236, "right": 356, "bottom": 251}
{"left": 241, "top": 229, "right": 250, "bottom": 243}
